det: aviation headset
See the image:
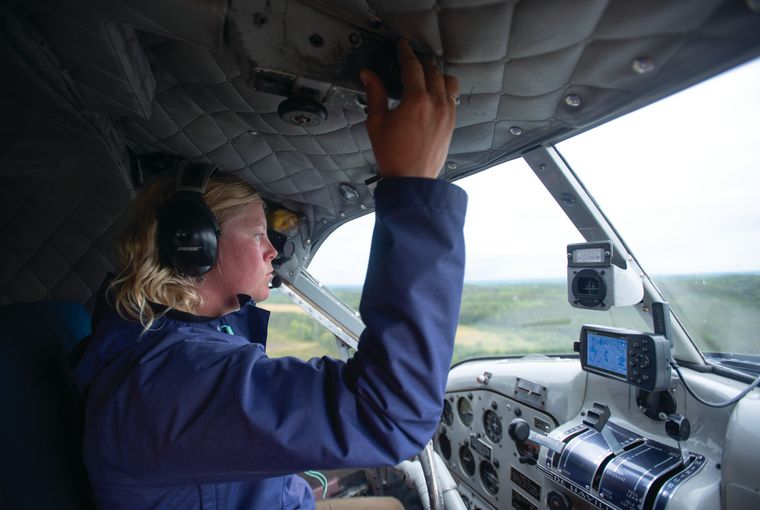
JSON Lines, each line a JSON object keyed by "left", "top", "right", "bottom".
{"left": 156, "top": 162, "right": 220, "bottom": 276}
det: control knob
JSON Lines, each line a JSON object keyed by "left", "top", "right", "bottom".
{"left": 507, "top": 418, "right": 565, "bottom": 454}
{"left": 547, "top": 490, "right": 572, "bottom": 510}
{"left": 507, "top": 418, "right": 530, "bottom": 443}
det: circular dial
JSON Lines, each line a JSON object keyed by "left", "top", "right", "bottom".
{"left": 483, "top": 409, "right": 503, "bottom": 443}
{"left": 459, "top": 445, "right": 475, "bottom": 476}
{"left": 547, "top": 491, "right": 572, "bottom": 510}
{"left": 480, "top": 460, "right": 499, "bottom": 495}
{"left": 438, "top": 432, "right": 452, "bottom": 460}
{"left": 441, "top": 399, "right": 453, "bottom": 426}
{"left": 457, "top": 397, "right": 473, "bottom": 427}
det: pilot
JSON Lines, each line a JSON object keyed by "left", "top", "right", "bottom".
{"left": 73, "top": 40, "right": 466, "bottom": 509}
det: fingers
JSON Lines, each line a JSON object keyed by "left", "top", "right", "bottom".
{"left": 364, "top": 39, "right": 459, "bottom": 118}
{"left": 424, "top": 57, "right": 446, "bottom": 100}
{"left": 398, "top": 39, "right": 458, "bottom": 110}
{"left": 397, "top": 39, "right": 426, "bottom": 99}
{"left": 360, "top": 69, "right": 388, "bottom": 122}
{"left": 443, "top": 74, "right": 460, "bottom": 114}
{"left": 444, "top": 74, "right": 460, "bottom": 100}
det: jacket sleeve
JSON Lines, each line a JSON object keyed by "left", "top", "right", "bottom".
{"left": 94, "top": 178, "right": 467, "bottom": 485}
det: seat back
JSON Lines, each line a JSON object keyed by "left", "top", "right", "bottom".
{"left": 0, "top": 300, "right": 94, "bottom": 510}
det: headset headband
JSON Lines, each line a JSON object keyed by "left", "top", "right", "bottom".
{"left": 175, "top": 162, "right": 216, "bottom": 194}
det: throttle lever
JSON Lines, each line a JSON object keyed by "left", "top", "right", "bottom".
{"left": 508, "top": 418, "right": 566, "bottom": 455}
{"left": 583, "top": 402, "right": 624, "bottom": 455}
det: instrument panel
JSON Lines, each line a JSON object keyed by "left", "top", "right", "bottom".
{"left": 437, "top": 357, "right": 742, "bottom": 510}
{"left": 435, "top": 389, "right": 557, "bottom": 510}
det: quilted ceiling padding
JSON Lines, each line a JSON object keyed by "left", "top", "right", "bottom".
{"left": 1, "top": 0, "right": 759, "bottom": 304}
{"left": 124, "top": 0, "right": 760, "bottom": 237}
{"left": 0, "top": 94, "right": 131, "bottom": 308}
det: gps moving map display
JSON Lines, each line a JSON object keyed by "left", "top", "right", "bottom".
{"left": 586, "top": 332, "right": 627, "bottom": 376}
{"left": 576, "top": 325, "right": 672, "bottom": 391}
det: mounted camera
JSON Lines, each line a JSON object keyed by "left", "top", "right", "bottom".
{"left": 567, "top": 241, "right": 643, "bottom": 310}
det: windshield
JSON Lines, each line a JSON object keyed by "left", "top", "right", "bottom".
{"left": 558, "top": 57, "right": 760, "bottom": 360}
{"left": 276, "top": 57, "right": 760, "bottom": 368}
{"left": 305, "top": 158, "right": 650, "bottom": 364}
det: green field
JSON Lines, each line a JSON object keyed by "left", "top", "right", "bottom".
{"left": 259, "top": 274, "right": 760, "bottom": 364}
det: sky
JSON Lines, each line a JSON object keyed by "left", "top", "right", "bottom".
{"left": 308, "top": 57, "right": 760, "bottom": 287}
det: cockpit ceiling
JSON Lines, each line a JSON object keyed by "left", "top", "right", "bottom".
{"left": 0, "top": 0, "right": 759, "bottom": 304}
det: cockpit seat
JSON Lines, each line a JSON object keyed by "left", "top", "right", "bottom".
{"left": 0, "top": 300, "right": 94, "bottom": 510}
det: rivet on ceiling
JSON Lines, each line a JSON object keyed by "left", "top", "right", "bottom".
{"left": 509, "top": 126, "right": 523, "bottom": 136}
{"left": 446, "top": 161, "right": 458, "bottom": 170}
{"left": 564, "top": 94, "right": 582, "bottom": 107}
{"left": 632, "top": 57, "right": 656, "bottom": 74}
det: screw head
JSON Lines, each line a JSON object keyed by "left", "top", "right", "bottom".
{"left": 347, "top": 32, "right": 363, "bottom": 48}
{"left": 309, "top": 34, "right": 324, "bottom": 48}
{"left": 509, "top": 126, "right": 523, "bottom": 136}
{"left": 632, "top": 56, "right": 656, "bottom": 74}
{"left": 565, "top": 94, "right": 582, "bottom": 107}
{"left": 446, "top": 161, "right": 458, "bottom": 170}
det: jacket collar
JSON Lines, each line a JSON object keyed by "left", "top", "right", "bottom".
{"left": 157, "top": 294, "right": 270, "bottom": 346}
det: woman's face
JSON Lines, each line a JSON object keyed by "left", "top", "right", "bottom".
{"left": 203, "top": 201, "right": 278, "bottom": 309}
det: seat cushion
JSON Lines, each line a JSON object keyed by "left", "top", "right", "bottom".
{"left": 0, "top": 300, "right": 93, "bottom": 510}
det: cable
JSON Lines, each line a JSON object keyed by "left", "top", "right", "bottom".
{"left": 303, "top": 470, "right": 328, "bottom": 499}
{"left": 671, "top": 362, "right": 760, "bottom": 408}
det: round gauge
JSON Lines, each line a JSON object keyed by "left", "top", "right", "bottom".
{"left": 459, "top": 445, "right": 475, "bottom": 476}
{"left": 441, "top": 399, "right": 453, "bottom": 426}
{"left": 457, "top": 397, "right": 473, "bottom": 427}
{"left": 483, "top": 409, "right": 502, "bottom": 443}
{"left": 437, "top": 432, "right": 452, "bottom": 461}
{"left": 480, "top": 460, "right": 499, "bottom": 495}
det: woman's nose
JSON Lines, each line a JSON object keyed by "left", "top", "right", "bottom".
{"left": 264, "top": 237, "right": 278, "bottom": 261}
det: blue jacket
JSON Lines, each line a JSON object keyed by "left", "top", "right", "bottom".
{"left": 73, "top": 178, "right": 467, "bottom": 509}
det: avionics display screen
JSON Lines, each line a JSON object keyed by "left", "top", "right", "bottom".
{"left": 586, "top": 332, "right": 627, "bottom": 376}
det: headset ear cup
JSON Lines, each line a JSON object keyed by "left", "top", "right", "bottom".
{"left": 157, "top": 192, "right": 220, "bottom": 276}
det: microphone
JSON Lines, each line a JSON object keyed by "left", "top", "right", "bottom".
{"left": 269, "top": 275, "right": 283, "bottom": 289}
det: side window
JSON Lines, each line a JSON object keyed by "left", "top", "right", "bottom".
{"left": 258, "top": 216, "right": 372, "bottom": 359}
{"left": 257, "top": 291, "right": 344, "bottom": 359}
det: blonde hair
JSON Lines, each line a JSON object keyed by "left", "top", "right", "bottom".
{"left": 110, "top": 172, "right": 262, "bottom": 330}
